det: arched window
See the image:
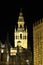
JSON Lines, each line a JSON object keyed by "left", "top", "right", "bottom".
{"left": 23, "top": 36, "right": 26, "bottom": 39}
{"left": 16, "top": 36, "right": 17, "bottom": 39}
{"left": 20, "top": 34, "right": 22, "bottom": 39}
{"left": 16, "top": 36, "right": 19, "bottom": 39}
{"left": 24, "top": 36, "right": 26, "bottom": 39}
{"left": 20, "top": 25, "right": 22, "bottom": 28}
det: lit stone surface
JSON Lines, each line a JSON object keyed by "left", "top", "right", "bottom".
{"left": 1, "top": 49, "right": 4, "bottom": 53}
{"left": 10, "top": 48, "right": 17, "bottom": 55}
{"left": 33, "top": 19, "right": 43, "bottom": 65}
{"left": 14, "top": 10, "right": 28, "bottom": 49}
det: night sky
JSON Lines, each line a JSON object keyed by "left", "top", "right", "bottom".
{"left": 0, "top": 0, "right": 43, "bottom": 50}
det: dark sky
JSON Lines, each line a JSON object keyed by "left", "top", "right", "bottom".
{"left": 0, "top": 0, "right": 43, "bottom": 50}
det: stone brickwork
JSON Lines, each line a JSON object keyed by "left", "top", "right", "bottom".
{"left": 33, "top": 18, "right": 43, "bottom": 65}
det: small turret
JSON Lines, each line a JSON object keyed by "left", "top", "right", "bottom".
{"left": 15, "top": 27, "right": 16, "bottom": 32}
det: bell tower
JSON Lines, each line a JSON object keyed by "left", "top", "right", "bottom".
{"left": 17, "top": 9, "right": 24, "bottom": 29}
{"left": 14, "top": 9, "right": 28, "bottom": 49}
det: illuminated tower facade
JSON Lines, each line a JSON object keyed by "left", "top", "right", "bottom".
{"left": 14, "top": 9, "right": 28, "bottom": 49}
{"left": 33, "top": 19, "right": 43, "bottom": 65}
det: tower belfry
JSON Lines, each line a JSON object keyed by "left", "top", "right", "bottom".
{"left": 14, "top": 9, "right": 28, "bottom": 49}
{"left": 17, "top": 9, "right": 24, "bottom": 28}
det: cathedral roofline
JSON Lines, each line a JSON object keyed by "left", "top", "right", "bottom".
{"left": 33, "top": 18, "right": 43, "bottom": 28}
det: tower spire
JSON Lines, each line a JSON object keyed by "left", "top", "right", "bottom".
{"left": 19, "top": 8, "right": 23, "bottom": 16}
{"left": 17, "top": 8, "right": 25, "bottom": 28}
{"left": 20, "top": 8, "right": 22, "bottom": 12}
